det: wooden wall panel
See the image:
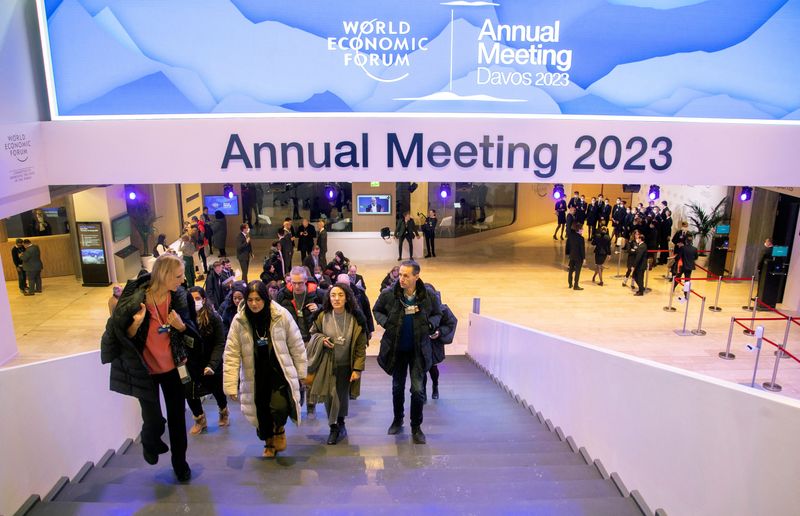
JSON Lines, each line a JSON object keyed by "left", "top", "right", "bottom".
{"left": 2, "top": 235, "right": 75, "bottom": 281}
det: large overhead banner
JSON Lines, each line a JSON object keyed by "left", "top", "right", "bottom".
{"left": 39, "top": 0, "right": 800, "bottom": 119}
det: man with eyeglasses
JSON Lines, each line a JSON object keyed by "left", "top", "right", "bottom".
{"left": 276, "top": 266, "right": 325, "bottom": 414}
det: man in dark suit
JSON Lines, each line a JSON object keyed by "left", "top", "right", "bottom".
{"left": 21, "top": 239, "right": 43, "bottom": 294}
{"left": 303, "top": 245, "right": 323, "bottom": 275}
{"left": 632, "top": 233, "right": 648, "bottom": 296}
{"left": 277, "top": 228, "right": 293, "bottom": 274}
{"left": 11, "top": 238, "right": 29, "bottom": 295}
{"left": 395, "top": 212, "right": 419, "bottom": 261}
{"left": 348, "top": 264, "right": 366, "bottom": 291}
{"left": 282, "top": 218, "right": 296, "bottom": 266}
{"left": 673, "top": 235, "right": 698, "bottom": 292}
{"left": 599, "top": 198, "right": 612, "bottom": 228}
{"left": 236, "top": 223, "right": 253, "bottom": 283}
{"left": 366, "top": 196, "right": 384, "bottom": 212}
{"left": 315, "top": 220, "right": 327, "bottom": 265}
{"left": 296, "top": 218, "right": 316, "bottom": 262}
{"left": 567, "top": 223, "right": 585, "bottom": 291}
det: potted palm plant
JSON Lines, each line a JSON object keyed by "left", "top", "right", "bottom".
{"left": 128, "top": 203, "right": 161, "bottom": 256}
{"left": 684, "top": 198, "right": 728, "bottom": 255}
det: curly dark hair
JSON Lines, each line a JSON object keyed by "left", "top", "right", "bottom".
{"left": 322, "top": 282, "right": 357, "bottom": 314}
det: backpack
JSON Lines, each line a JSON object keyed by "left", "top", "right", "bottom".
{"left": 380, "top": 227, "right": 391, "bottom": 240}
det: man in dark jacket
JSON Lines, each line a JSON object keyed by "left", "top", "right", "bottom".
{"left": 673, "top": 236, "right": 698, "bottom": 291}
{"left": 11, "top": 238, "right": 29, "bottom": 295}
{"left": 395, "top": 212, "right": 419, "bottom": 261}
{"left": 203, "top": 261, "right": 226, "bottom": 309}
{"left": 633, "top": 233, "right": 649, "bottom": 296}
{"left": 236, "top": 223, "right": 253, "bottom": 283}
{"left": 567, "top": 223, "right": 586, "bottom": 291}
{"left": 296, "top": 218, "right": 316, "bottom": 262}
{"left": 21, "top": 239, "right": 43, "bottom": 294}
{"left": 372, "top": 261, "right": 442, "bottom": 444}
{"left": 277, "top": 266, "right": 324, "bottom": 414}
{"left": 315, "top": 220, "right": 328, "bottom": 265}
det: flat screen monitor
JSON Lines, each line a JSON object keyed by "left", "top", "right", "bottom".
{"left": 715, "top": 224, "right": 730, "bottom": 235}
{"left": 111, "top": 214, "right": 131, "bottom": 242}
{"left": 204, "top": 195, "right": 239, "bottom": 216}
{"left": 771, "top": 246, "right": 788, "bottom": 257}
{"left": 356, "top": 194, "right": 391, "bottom": 215}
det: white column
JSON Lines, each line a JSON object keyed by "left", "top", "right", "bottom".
{"left": 0, "top": 255, "right": 18, "bottom": 365}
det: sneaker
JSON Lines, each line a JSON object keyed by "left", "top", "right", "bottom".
{"left": 387, "top": 419, "right": 403, "bottom": 435}
{"left": 411, "top": 426, "right": 427, "bottom": 444}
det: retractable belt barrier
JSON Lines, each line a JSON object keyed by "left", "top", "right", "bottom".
{"left": 670, "top": 278, "right": 707, "bottom": 336}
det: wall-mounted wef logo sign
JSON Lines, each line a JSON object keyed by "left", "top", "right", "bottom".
{"left": 328, "top": 20, "right": 429, "bottom": 83}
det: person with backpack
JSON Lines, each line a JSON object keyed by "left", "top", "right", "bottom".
{"left": 422, "top": 285, "right": 457, "bottom": 401}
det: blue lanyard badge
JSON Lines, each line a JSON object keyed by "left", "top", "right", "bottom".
{"left": 158, "top": 324, "right": 170, "bottom": 334}
{"left": 256, "top": 337, "right": 269, "bottom": 347}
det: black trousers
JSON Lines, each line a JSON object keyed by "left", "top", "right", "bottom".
{"left": 634, "top": 267, "right": 646, "bottom": 294}
{"left": 240, "top": 258, "right": 250, "bottom": 283}
{"left": 424, "top": 233, "right": 435, "bottom": 256}
{"left": 138, "top": 369, "right": 188, "bottom": 470}
{"left": 26, "top": 270, "right": 42, "bottom": 292}
{"left": 673, "top": 268, "right": 693, "bottom": 291}
{"left": 186, "top": 373, "right": 228, "bottom": 417}
{"left": 392, "top": 350, "right": 425, "bottom": 427}
{"left": 398, "top": 236, "right": 414, "bottom": 259}
{"left": 198, "top": 247, "right": 208, "bottom": 273}
{"left": 568, "top": 259, "right": 582, "bottom": 286}
{"left": 16, "top": 267, "right": 27, "bottom": 292}
{"left": 254, "top": 349, "right": 290, "bottom": 441}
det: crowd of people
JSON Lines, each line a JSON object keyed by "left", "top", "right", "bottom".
{"left": 101, "top": 245, "right": 456, "bottom": 482}
{"left": 557, "top": 192, "right": 701, "bottom": 296}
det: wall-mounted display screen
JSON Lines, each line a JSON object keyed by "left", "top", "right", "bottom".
{"left": 771, "top": 246, "right": 789, "bottom": 257}
{"left": 715, "top": 225, "right": 731, "bottom": 235}
{"left": 204, "top": 195, "right": 239, "bottom": 216}
{"left": 356, "top": 195, "right": 391, "bottom": 215}
{"left": 110, "top": 214, "right": 131, "bottom": 242}
{"left": 37, "top": 1, "right": 798, "bottom": 120}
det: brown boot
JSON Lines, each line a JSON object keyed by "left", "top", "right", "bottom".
{"left": 190, "top": 414, "right": 207, "bottom": 435}
{"left": 273, "top": 425, "right": 287, "bottom": 452}
{"left": 218, "top": 407, "right": 230, "bottom": 427}
{"left": 262, "top": 445, "right": 276, "bottom": 458}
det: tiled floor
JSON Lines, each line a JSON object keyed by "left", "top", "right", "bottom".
{"left": 6, "top": 223, "right": 800, "bottom": 400}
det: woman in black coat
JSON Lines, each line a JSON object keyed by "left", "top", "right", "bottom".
{"left": 591, "top": 225, "right": 612, "bottom": 286}
{"left": 210, "top": 210, "right": 228, "bottom": 257}
{"left": 219, "top": 281, "right": 248, "bottom": 335}
{"left": 186, "top": 286, "right": 229, "bottom": 435}
{"left": 100, "top": 254, "right": 200, "bottom": 482}
{"left": 325, "top": 251, "right": 349, "bottom": 282}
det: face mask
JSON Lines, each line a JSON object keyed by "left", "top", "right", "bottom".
{"left": 315, "top": 273, "right": 322, "bottom": 279}
{"left": 194, "top": 300, "right": 204, "bottom": 311}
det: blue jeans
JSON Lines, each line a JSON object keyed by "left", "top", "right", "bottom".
{"left": 392, "top": 350, "right": 425, "bottom": 427}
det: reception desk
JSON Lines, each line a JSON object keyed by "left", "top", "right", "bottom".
{"left": 1, "top": 234, "right": 76, "bottom": 281}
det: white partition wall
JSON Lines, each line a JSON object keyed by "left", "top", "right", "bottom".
{"left": 0, "top": 351, "right": 141, "bottom": 515}
{"left": 468, "top": 314, "right": 800, "bottom": 516}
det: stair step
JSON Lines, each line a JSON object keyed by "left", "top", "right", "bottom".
{"left": 79, "top": 463, "right": 603, "bottom": 487}
{"left": 55, "top": 478, "right": 622, "bottom": 504}
{"left": 28, "top": 497, "right": 644, "bottom": 516}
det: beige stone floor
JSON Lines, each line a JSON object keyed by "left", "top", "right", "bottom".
{"left": 6, "top": 224, "right": 800, "bottom": 401}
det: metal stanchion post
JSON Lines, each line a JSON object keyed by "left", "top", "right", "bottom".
{"left": 472, "top": 297, "right": 481, "bottom": 314}
{"left": 719, "top": 317, "right": 736, "bottom": 359}
{"left": 763, "top": 325, "right": 786, "bottom": 392}
{"left": 691, "top": 297, "right": 707, "bottom": 336}
{"left": 750, "top": 326, "right": 764, "bottom": 388}
{"left": 742, "top": 274, "right": 755, "bottom": 310}
{"left": 674, "top": 281, "right": 693, "bottom": 336}
{"left": 644, "top": 265, "right": 652, "bottom": 293}
{"left": 744, "top": 297, "right": 758, "bottom": 336}
{"left": 663, "top": 277, "right": 676, "bottom": 312}
{"left": 774, "top": 317, "right": 792, "bottom": 358}
{"left": 613, "top": 249, "right": 624, "bottom": 279}
{"left": 709, "top": 275, "right": 723, "bottom": 312}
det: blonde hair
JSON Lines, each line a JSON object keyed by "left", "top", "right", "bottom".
{"left": 148, "top": 254, "right": 184, "bottom": 295}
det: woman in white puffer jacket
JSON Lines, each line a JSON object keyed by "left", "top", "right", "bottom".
{"left": 223, "top": 280, "right": 307, "bottom": 457}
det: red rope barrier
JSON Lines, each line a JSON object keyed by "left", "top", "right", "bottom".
{"left": 792, "top": 317, "right": 800, "bottom": 328}
{"left": 756, "top": 298, "right": 788, "bottom": 318}
{"left": 734, "top": 317, "right": 788, "bottom": 322}
{"left": 762, "top": 336, "right": 800, "bottom": 365}
{"left": 722, "top": 277, "right": 753, "bottom": 282}
{"left": 733, "top": 319, "right": 751, "bottom": 331}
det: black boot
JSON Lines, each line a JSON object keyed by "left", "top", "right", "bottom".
{"left": 327, "top": 424, "right": 340, "bottom": 445}
{"left": 411, "top": 425, "right": 427, "bottom": 444}
{"left": 432, "top": 382, "right": 439, "bottom": 400}
{"left": 387, "top": 418, "right": 403, "bottom": 435}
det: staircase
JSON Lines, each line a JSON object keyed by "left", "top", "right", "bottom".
{"left": 19, "top": 356, "right": 653, "bottom": 515}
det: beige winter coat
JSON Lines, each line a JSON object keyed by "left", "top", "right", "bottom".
{"left": 223, "top": 301, "right": 307, "bottom": 428}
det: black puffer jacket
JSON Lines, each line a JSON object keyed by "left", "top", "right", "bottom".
{"left": 372, "top": 278, "right": 442, "bottom": 374}
{"left": 431, "top": 303, "right": 458, "bottom": 365}
{"left": 100, "top": 274, "right": 198, "bottom": 403}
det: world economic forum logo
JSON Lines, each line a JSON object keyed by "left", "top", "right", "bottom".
{"left": 327, "top": 19, "right": 430, "bottom": 83}
{"left": 4, "top": 133, "right": 31, "bottom": 163}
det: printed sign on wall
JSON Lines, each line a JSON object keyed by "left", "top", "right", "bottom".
{"left": 39, "top": 0, "right": 800, "bottom": 119}
{"left": 0, "top": 122, "right": 49, "bottom": 219}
